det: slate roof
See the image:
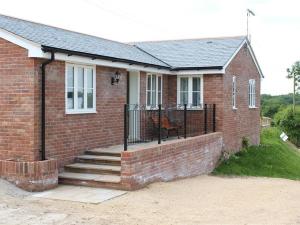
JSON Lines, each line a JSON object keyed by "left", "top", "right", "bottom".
{"left": 0, "top": 14, "right": 169, "bottom": 68}
{"left": 0, "top": 14, "right": 247, "bottom": 70}
{"left": 133, "top": 36, "right": 246, "bottom": 69}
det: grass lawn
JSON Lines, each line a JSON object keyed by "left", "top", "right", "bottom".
{"left": 213, "top": 127, "right": 300, "bottom": 180}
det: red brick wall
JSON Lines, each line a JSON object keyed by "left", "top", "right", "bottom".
{"left": 222, "top": 44, "right": 261, "bottom": 151}
{"left": 121, "top": 132, "right": 223, "bottom": 190}
{"left": 0, "top": 38, "right": 38, "bottom": 161}
{"left": 204, "top": 74, "right": 224, "bottom": 132}
{"left": 0, "top": 158, "right": 57, "bottom": 191}
{"left": 34, "top": 61, "right": 128, "bottom": 168}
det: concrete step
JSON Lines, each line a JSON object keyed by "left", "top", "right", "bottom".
{"left": 85, "top": 149, "right": 121, "bottom": 157}
{"left": 76, "top": 155, "right": 121, "bottom": 166}
{"left": 58, "top": 172, "right": 122, "bottom": 190}
{"left": 64, "top": 163, "right": 121, "bottom": 175}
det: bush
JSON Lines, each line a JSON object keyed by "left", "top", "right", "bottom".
{"left": 274, "top": 106, "right": 300, "bottom": 147}
{"left": 242, "top": 137, "right": 250, "bottom": 148}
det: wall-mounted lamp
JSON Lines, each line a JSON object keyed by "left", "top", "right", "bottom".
{"left": 111, "top": 71, "right": 121, "bottom": 85}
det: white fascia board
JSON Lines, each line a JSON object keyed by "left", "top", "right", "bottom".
{"left": 0, "top": 28, "right": 44, "bottom": 57}
{"left": 174, "top": 69, "right": 225, "bottom": 75}
{"left": 50, "top": 52, "right": 172, "bottom": 74}
{"left": 223, "top": 39, "right": 264, "bottom": 78}
{"left": 223, "top": 39, "right": 247, "bottom": 70}
{"left": 246, "top": 42, "right": 264, "bottom": 78}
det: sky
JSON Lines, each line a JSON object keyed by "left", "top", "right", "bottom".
{"left": 1, "top": 0, "right": 299, "bottom": 95}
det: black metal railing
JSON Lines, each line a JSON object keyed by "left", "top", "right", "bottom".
{"left": 124, "top": 104, "right": 216, "bottom": 151}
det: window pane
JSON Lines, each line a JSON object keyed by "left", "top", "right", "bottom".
{"left": 180, "top": 92, "right": 188, "bottom": 105}
{"left": 151, "top": 90, "right": 156, "bottom": 106}
{"left": 192, "top": 77, "right": 200, "bottom": 92}
{"left": 180, "top": 78, "right": 188, "bottom": 91}
{"left": 158, "top": 91, "right": 162, "bottom": 105}
{"left": 192, "top": 92, "right": 200, "bottom": 106}
{"left": 147, "top": 90, "right": 151, "bottom": 106}
{"left": 152, "top": 75, "right": 156, "bottom": 91}
{"left": 158, "top": 76, "right": 162, "bottom": 91}
{"left": 78, "top": 67, "right": 84, "bottom": 109}
{"left": 67, "top": 66, "right": 74, "bottom": 109}
{"left": 67, "top": 66, "right": 74, "bottom": 87}
{"left": 87, "top": 89, "right": 93, "bottom": 108}
{"left": 87, "top": 68, "right": 93, "bottom": 89}
{"left": 67, "top": 88, "right": 74, "bottom": 109}
{"left": 147, "top": 75, "right": 151, "bottom": 90}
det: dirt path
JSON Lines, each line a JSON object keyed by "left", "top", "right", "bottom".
{"left": 1, "top": 175, "right": 300, "bottom": 224}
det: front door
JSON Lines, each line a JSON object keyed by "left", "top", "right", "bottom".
{"left": 128, "top": 71, "right": 140, "bottom": 141}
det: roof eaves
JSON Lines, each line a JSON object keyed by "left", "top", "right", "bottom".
{"left": 41, "top": 45, "right": 171, "bottom": 70}
{"left": 171, "top": 66, "right": 223, "bottom": 71}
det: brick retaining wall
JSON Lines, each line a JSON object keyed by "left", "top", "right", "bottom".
{"left": 0, "top": 159, "right": 58, "bottom": 191}
{"left": 121, "top": 132, "right": 223, "bottom": 190}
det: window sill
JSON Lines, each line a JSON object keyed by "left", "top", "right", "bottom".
{"left": 232, "top": 107, "right": 238, "bottom": 110}
{"left": 249, "top": 106, "right": 258, "bottom": 109}
{"left": 66, "top": 110, "right": 97, "bottom": 115}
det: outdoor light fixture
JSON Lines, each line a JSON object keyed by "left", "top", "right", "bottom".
{"left": 111, "top": 71, "right": 121, "bottom": 85}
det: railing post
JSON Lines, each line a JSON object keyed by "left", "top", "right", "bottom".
{"left": 213, "top": 104, "right": 216, "bottom": 132}
{"left": 124, "top": 104, "right": 128, "bottom": 151}
{"left": 204, "top": 104, "right": 208, "bottom": 134}
{"left": 184, "top": 104, "right": 187, "bottom": 138}
{"left": 158, "top": 104, "right": 162, "bottom": 144}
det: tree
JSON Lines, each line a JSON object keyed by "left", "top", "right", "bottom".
{"left": 287, "top": 61, "right": 300, "bottom": 113}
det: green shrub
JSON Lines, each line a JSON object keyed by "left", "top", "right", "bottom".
{"left": 242, "top": 137, "right": 250, "bottom": 148}
{"left": 275, "top": 106, "right": 300, "bottom": 147}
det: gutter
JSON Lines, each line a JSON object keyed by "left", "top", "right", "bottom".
{"left": 171, "top": 66, "right": 223, "bottom": 71}
{"left": 40, "top": 51, "right": 55, "bottom": 160}
{"left": 41, "top": 46, "right": 171, "bottom": 70}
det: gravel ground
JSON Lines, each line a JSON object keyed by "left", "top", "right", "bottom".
{"left": 1, "top": 175, "right": 300, "bottom": 224}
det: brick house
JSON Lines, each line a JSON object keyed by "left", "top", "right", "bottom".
{"left": 0, "top": 15, "right": 263, "bottom": 191}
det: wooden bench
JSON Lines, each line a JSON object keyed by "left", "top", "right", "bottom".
{"left": 151, "top": 114, "right": 180, "bottom": 139}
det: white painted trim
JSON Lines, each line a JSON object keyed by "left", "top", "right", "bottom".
{"left": 65, "top": 63, "right": 97, "bottom": 114}
{"left": 232, "top": 75, "right": 237, "bottom": 109}
{"left": 223, "top": 40, "right": 247, "bottom": 70}
{"left": 52, "top": 53, "right": 172, "bottom": 75}
{"left": 128, "top": 70, "right": 141, "bottom": 105}
{"left": 177, "top": 74, "right": 203, "bottom": 108}
{"left": 175, "top": 69, "right": 225, "bottom": 75}
{"left": 248, "top": 79, "right": 256, "bottom": 108}
{"left": 223, "top": 39, "right": 264, "bottom": 78}
{"left": 137, "top": 71, "right": 140, "bottom": 105}
{"left": 0, "top": 28, "right": 45, "bottom": 57}
{"left": 246, "top": 42, "right": 264, "bottom": 78}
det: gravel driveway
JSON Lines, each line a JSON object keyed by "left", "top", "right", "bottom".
{"left": 1, "top": 175, "right": 300, "bottom": 224}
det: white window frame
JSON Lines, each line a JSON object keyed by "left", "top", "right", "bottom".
{"left": 65, "top": 63, "right": 97, "bottom": 114}
{"left": 232, "top": 76, "right": 237, "bottom": 109}
{"left": 177, "top": 75, "right": 203, "bottom": 109}
{"left": 248, "top": 79, "right": 256, "bottom": 108}
{"left": 146, "top": 73, "right": 163, "bottom": 108}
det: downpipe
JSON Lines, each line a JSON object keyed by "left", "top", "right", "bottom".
{"left": 41, "top": 52, "right": 55, "bottom": 160}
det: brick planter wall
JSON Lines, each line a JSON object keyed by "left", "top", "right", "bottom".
{"left": 121, "top": 132, "right": 223, "bottom": 190}
{"left": 0, "top": 159, "right": 58, "bottom": 191}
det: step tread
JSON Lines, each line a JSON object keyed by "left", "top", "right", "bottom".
{"left": 86, "top": 149, "right": 121, "bottom": 155}
{"left": 65, "top": 163, "right": 121, "bottom": 171}
{"left": 59, "top": 172, "right": 121, "bottom": 183}
{"left": 77, "top": 155, "right": 121, "bottom": 161}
